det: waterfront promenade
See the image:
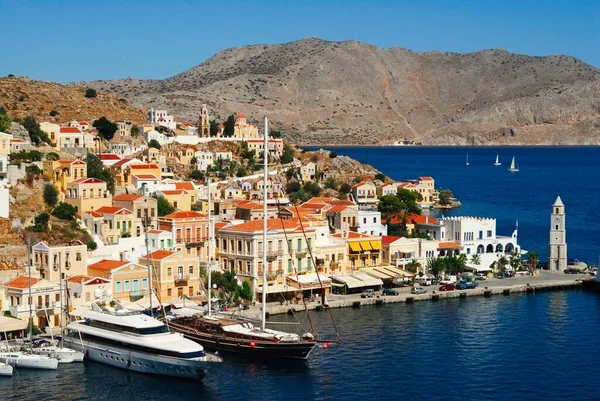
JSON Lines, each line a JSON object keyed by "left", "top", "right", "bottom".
{"left": 237, "top": 271, "right": 586, "bottom": 319}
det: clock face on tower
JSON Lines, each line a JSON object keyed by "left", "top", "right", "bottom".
{"left": 554, "top": 218, "right": 560, "bottom": 223}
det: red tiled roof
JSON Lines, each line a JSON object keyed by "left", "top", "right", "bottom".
{"left": 143, "top": 250, "right": 176, "bottom": 260}
{"left": 6, "top": 276, "right": 39, "bottom": 289}
{"left": 162, "top": 211, "right": 207, "bottom": 219}
{"left": 438, "top": 241, "right": 462, "bottom": 250}
{"left": 214, "top": 221, "right": 228, "bottom": 230}
{"left": 130, "top": 164, "right": 159, "bottom": 170}
{"left": 226, "top": 218, "right": 300, "bottom": 233}
{"left": 174, "top": 182, "right": 195, "bottom": 191}
{"left": 72, "top": 177, "right": 105, "bottom": 184}
{"left": 419, "top": 176, "right": 434, "bottom": 181}
{"left": 88, "top": 259, "right": 130, "bottom": 271}
{"left": 236, "top": 202, "right": 264, "bottom": 210}
{"left": 113, "top": 194, "right": 142, "bottom": 201}
{"left": 147, "top": 229, "right": 166, "bottom": 234}
{"left": 97, "top": 153, "right": 121, "bottom": 160}
{"left": 113, "top": 158, "right": 134, "bottom": 166}
{"left": 60, "top": 127, "right": 82, "bottom": 134}
{"left": 236, "top": 114, "right": 246, "bottom": 119}
{"left": 159, "top": 189, "right": 186, "bottom": 195}
{"left": 84, "top": 210, "right": 103, "bottom": 218}
{"left": 67, "top": 275, "right": 93, "bottom": 283}
{"left": 10, "top": 138, "right": 26, "bottom": 143}
{"left": 96, "top": 206, "right": 132, "bottom": 215}
{"left": 133, "top": 174, "right": 159, "bottom": 180}
{"left": 79, "top": 121, "right": 89, "bottom": 125}
{"left": 381, "top": 235, "right": 402, "bottom": 245}
{"left": 407, "top": 215, "right": 438, "bottom": 225}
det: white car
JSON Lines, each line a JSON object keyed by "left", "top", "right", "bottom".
{"left": 475, "top": 273, "right": 487, "bottom": 280}
{"left": 411, "top": 287, "right": 427, "bottom": 295}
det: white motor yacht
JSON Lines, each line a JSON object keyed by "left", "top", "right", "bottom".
{"left": 0, "top": 361, "right": 13, "bottom": 376}
{"left": 0, "top": 351, "right": 59, "bottom": 370}
{"left": 63, "top": 300, "right": 222, "bottom": 379}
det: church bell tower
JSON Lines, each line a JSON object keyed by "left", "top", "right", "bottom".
{"left": 200, "top": 104, "right": 211, "bottom": 138}
{"left": 548, "top": 196, "right": 567, "bottom": 271}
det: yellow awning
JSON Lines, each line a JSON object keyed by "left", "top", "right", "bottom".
{"left": 370, "top": 241, "right": 382, "bottom": 250}
{"left": 349, "top": 242, "right": 361, "bottom": 252}
{"left": 359, "top": 241, "right": 372, "bottom": 251}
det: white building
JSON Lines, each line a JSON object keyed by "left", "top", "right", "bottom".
{"left": 147, "top": 109, "right": 176, "bottom": 130}
{"left": 146, "top": 130, "right": 169, "bottom": 146}
{"left": 356, "top": 210, "right": 387, "bottom": 236}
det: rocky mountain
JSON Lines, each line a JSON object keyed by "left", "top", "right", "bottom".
{"left": 80, "top": 38, "right": 600, "bottom": 145}
{"left": 0, "top": 77, "right": 146, "bottom": 125}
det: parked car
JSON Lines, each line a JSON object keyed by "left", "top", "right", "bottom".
{"left": 439, "top": 283, "right": 456, "bottom": 291}
{"left": 411, "top": 287, "right": 427, "bottom": 295}
{"left": 475, "top": 273, "right": 487, "bottom": 281}
{"left": 361, "top": 289, "right": 375, "bottom": 298}
{"left": 456, "top": 281, "right": 479, "bottom": 290}
{"left": 382, "top": 288, "right": 399, "bottom": 296}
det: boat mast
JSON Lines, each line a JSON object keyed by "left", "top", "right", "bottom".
{"left": 59, "top": 252, "right": 63, "bottom": 348}
{"left": 143, "top": 215, "right": 153, "bottom": 312}
{"left": 27, "top": 237, "right": 33, "bottom": 350}
{"left": 261, "top": 116, "right": 269, "bottom": 331}
{"left": 207, "top": 176, "right": 213, "bottom": 317}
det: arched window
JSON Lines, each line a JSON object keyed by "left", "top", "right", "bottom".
{"left": 486, "top": 244, "right": 494, "bottom": 253}
{"left": 477, "top": 245, "right": 485, "bottom": 254}
{"left": 496, "top": 244, "right": 504, "bottom": 252}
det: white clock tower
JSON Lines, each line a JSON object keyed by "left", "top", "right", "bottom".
{"left": 548, "top": 196, "right": 567, "bottom": 271}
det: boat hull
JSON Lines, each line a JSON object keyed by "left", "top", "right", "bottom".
{"left": 34, "top": 347, "right": 84, "bottom": 363}
{"left": 0, "top": 353, "right": 59, "bottom": 370}
{"left": 168, "top": 322, "right": 318, "bottom": 360}
{"left": 63, "top": 336, "right": 221, "bottom": 379}
{"left": 0, "top": 363, "right": 13, "bottom": 376}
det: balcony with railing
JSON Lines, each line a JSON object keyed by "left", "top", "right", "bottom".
{"left": 174, "top": 274, "right": 190, "bottom": 287}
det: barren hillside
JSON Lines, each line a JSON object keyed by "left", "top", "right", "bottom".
{"left": 81, "top": 38, "right": 600, "bottom": 145}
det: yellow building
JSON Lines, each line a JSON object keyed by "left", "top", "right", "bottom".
{"left": 64, "top": 177, "right": 112, "bottom": 213}
{"left": 6, "top": 276, "right": 62, "bottom": 330}
{"left": 156, "top": 189, "right": 193, "bottom": 211}
{"left": 95, "top": 206, "right": 135, "bottom": 245}
{"left": 0, "top": 132, "right": 13, "bottom": 156}
{"left": 42, "top": 159, "right": 87, "bottom": 192}
{"left": 32, "top": 240, "right": 88, "bottom": 283}
{"left": 139, "top": 250, "right": 200, "bottom": 300}
{"left": 332, "top": 232, "right": 382, "bottom": 272}
{"left": 87, "top": 259, "right": 149, "bottom": 301}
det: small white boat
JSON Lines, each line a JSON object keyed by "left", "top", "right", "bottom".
{"left": 34, "top": 346, "right": 84, "bottom": 363}
{"left": 0, "top": 361, "right": 13, "bottom": 376}
{"left": 494, "top": 154, "right": 501, "bottom": 166}
{"left": 0, "top": 351, "right": 59, "bottom": 370}
{"left": 508, "top": 156, "right": 519, "bottom": 172}
{"left": 466, "top": 153, "right": 470, "bottom": 166}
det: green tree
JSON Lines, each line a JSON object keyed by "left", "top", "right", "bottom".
{"left": 209, "top": 120, "right": 220, "bottom": 137}
{"left": 236, "top": 167, "right": 247, "bottom": 177}
{"left": 189, "top": 170, "right": 204, "bottom": 180}
{"left": 375, "top": 173, "right": 386, "bottom": 181}
{"left": 43, "top": 183, "right": 59, "bottom": 207}
{"left": 52, "top": 202, "right": 77, "bottom": 220}
{"left": 22, "top": 116, "right": 51, "bottom": 145}
{"left": 427, "top": 257, "right": 445, "bottom": 279}
{"left": 510, "top": 251, "right": 523, "bottom": 271}
{"left": 528, "top": 251, "right": 539, "bottom": 276}
{"left": 303, "top": 182, "right": 321, "bottom": 197}
{"left": 86, "top": 153, "right": 116, "bottom": 193}
{"left": 339, "top": 183, "right": 352, "bottom": 194}
{"left": 223, "top": 114, "right": 235, "bottom": 137}
{"left": 93, "top": 116, "right": 117, "bottom": 141}
{"left": 25, "top": 165, "right": 42, "bottom": 175}
{"left": 497, "top": 256, "right": 509, "bottom": 276}
{"left": 153, "top": 195, "right": 175, "bottom": 216}
{"left": 240, "top": 281, "right": 253, "bottom": 301}
{"left": 270, "top": 129, "right": 283, "bottom": 139}
{"left": 148, "top": 139, "right": 161, "bottom": 149}
{"left": 438, "top": 189, "right": 454, "bottom": 206}
{"left": 45, "top": 152, "right": 60, "bottom": 161}
{"left": 325, "top": 177, "right": 338, "bottom": 190}
{"left": 281, "top": 143, "right": 294, "bottom": 164}
{"left": 190, "top": 156, "right": 198, "bottom": 165}
{"left": 407, "top": 259, "right": 420, "bottom": 274}
{"left": 49, "top": 110, "right": 59, "bottom": 117}
{"left": 329, "top": 150, "right": 338, "bottom": 159}
{"left": 32, "top": 213, "right": 50, "bottom": 232}
{"left": 85, "top": 88, "right": 97, "bottom": 98}
{"left": 0, "top": 107, "right": 11, "bottom": 132}
{"left": 87, "top": 240, "right": 98, "bottom": 251}
{"left": 130, "top": 124, "right": 140, "bottom": 137}
{"left": 470, "top": 253, "right": 481, "bottom": 266}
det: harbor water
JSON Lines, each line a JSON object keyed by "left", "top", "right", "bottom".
{"left": 2, "top": 290, "right": 600, "bottom": 400}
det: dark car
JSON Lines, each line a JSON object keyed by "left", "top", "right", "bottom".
{"left": 439, "top": 283, "right": 456, "bottom": 291}
{"left": 382, "top": 288, "right": 399, "bottom": 296}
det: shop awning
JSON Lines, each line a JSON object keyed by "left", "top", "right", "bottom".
{"left": 359, "top": 267, "right": 393, "bottom": 280}
{"left": 370, "top": 241, "right": 382, "bottom": 250}
{"left": 286, "top": 273, "right": 331, "bottom": 289}
{"left": 330, "top": 275, "right": 367, "bottom": 289}
{"left": 0, "top": 315, "right": 27, "bottom": 332}
{"left": 465, "top": 264, "right": 492, "bottom": 272}
{"left": 359, "top": 241, "right": 372, "bottom": 251}
{"left": 257, "top": 283, "right": 300, "bottom": 294}
{"left": 349, "top": 243, "right": 361, "bottom": 252}
{"left": 353, "top": 273, "right": 384, "bottom": 287}
{"left": 382, "top": 266, "right": 415, "bottom": 277}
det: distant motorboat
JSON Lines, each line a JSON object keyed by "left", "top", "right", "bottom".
{"left": 508, "top": 156, "right": 519, "bottom": 172}
{"left": 494, "top": 154, "right": 501, "bottom": 166}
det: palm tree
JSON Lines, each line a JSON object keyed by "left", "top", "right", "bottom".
{"left": 407, "top": 259, "right": 420, "bottom": 287}
{"left": 470, "top": 254, "right": 481, "bottom": 266}
{"left": 509, "top": 251, "right": 523, "bottom": 271}
{"left": 497, "top": 256, "right": 509, "bottom": 276}
{"left": 528, "top": 251, "right": 539, "bottom": 276}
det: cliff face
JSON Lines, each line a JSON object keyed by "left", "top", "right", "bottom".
{"left": 80, "top": 38, "right": 600, "bottom": 145}
{"left": 0, "top": 77, "right": 146, "bottom": 124}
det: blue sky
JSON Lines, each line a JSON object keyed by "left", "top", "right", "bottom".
{"left": 1, "top": 0, "right": 598, "bottom": 83}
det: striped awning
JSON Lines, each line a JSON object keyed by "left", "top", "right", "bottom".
{"left": 359, "top": 241, "right": 372, "bottom": 251}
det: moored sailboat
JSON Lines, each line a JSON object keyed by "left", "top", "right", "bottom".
{"left": 0, "top": 362, "right": 12, "bottom": 376}
{"left": 508, "top": 156, "right": 519, "bottom": 172}
{"left": 168, "top": 117, "right": 335, "bottom": 360}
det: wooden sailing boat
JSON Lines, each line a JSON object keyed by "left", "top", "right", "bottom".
{"left": 508, "top": 156, "right": 519, "bottom": 172}
{"left": 168, "top": 117, "right": 335, "bottom": 359}
{"left": 494, "top": 154, "right": 501, "bottom": 166}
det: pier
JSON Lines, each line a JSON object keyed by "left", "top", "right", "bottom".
{"left": 238, "top": 271, "right": 586, "bottom": 318}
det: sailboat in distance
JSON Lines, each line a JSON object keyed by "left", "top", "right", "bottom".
{"left": 466, "top": 153, "right": 470, "bottom": 166}
{"left": 508, "top": 156, "right": 519, "bottom": 172}
{"left": 494, "top": 154, "right": 501, "bottom": 166}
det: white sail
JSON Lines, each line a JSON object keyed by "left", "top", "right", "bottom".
{"left": 466, "top": 153, "right": 469, "bottom": 166}
{"left": 494, "top": 154, "right": 501, "bottom": 166}
{"left": 508, "top": 156, "right": 519, "bottom": 172}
